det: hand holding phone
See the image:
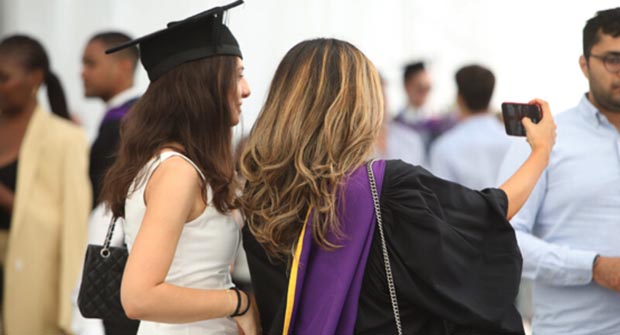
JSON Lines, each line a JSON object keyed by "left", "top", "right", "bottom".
{"left": 501, "top": 102, "right": 542, "bottom": 136}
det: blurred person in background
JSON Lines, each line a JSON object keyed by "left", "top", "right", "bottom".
{"left": 393, "top": 61, "right": 457, "bottom": 154}
{"left": 375, "top": 73, "right": 426, "bottom": 166}
{"left": 0, "top": 34, "right": 91, "bottom": 335}
{"left": 429, "top": 64, "right": 510, "bottom": 190}
{"left": 78, "top": 28, "right": 142, "bottom": 335}
{"left": 82, "top": 31, "right": 141, "bottom": 209}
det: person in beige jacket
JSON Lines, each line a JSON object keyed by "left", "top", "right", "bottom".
{"left": 0, "top": 35, "right": 91, "bottom": 334}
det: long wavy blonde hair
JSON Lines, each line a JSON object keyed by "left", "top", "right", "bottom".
{"left": 239, "top": 38, "right": 384, "bottom": 258}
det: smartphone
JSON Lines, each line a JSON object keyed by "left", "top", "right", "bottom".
{"left": 501, "top": 102, "right": 542, "bottom": 136}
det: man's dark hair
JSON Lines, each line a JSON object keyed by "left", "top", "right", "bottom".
{"left": 583, "top": 7, "right": 620, "bottom": 58}
{"left": 403, "top": 61, "right": 425, "bottom": 84}
{"left": 455, "top": 64, "right": 495, "bottom": 112}
{"left": 90, "top": 31, "right": 139, "bottom": 70}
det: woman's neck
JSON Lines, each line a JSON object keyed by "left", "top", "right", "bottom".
{"left": 0, "top": 100, "right": 37, "bottom": 126}
{"left": 0, "top": 100, "right": 37, "bottom": 163}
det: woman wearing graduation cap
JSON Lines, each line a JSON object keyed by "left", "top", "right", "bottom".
{"left": 100, "top": 1, "right": 257, "bottom": 334}
{"left": 239, "top": 39, "right": 556, "bottom": 334}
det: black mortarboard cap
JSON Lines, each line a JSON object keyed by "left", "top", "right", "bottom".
{"left": 106, "top": 0, "right": 244, "bottom": 81}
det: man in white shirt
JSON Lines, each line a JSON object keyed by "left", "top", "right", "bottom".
{"left": 429, "top": 64, "right": 509, "bottom": 190}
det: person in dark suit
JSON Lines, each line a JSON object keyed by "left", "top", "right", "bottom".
{"left": 82, "top": 31, "right": 140, "bottom": 208}
{"left": 81, "top": 31, "right": 141, "bottom": 335}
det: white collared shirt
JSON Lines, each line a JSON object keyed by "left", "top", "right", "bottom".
{"left": 106, "top": 86, "right": 141, "bottom": 110}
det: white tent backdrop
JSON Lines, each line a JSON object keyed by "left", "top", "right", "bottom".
{"left": 2, "top": 0, "right": 618, "bottom": 141}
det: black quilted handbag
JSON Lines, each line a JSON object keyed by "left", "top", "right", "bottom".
{"left": 77, "top": 217, "right": 133, "bottom": 322}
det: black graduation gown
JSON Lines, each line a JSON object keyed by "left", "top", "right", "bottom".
{"left": 242, "top": 160, "right": 524, "bottom": 335}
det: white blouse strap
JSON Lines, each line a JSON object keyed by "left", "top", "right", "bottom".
{"left": 158, "top": 151, "right": 206, "bottom": 181}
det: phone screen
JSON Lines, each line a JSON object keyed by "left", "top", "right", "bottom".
{"left": 501, "top": 103, "right": 542, "bottom": 136}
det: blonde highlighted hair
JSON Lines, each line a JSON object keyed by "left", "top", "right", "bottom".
{"left": 239, "top": 38, "right": 384, "bottom": 258}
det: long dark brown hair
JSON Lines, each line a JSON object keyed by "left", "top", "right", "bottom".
{"left": 101, "top": 56, "right": 239, "bottom": 219}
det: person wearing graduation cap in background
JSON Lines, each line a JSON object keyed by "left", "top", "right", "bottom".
{"left": 239, "top": 38, "right": 556, "bottom": 334}
{"left": 98, "top": 1, "right": 256, "bottom": 334}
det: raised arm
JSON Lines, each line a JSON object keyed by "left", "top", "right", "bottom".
{"left": 499, "top": 98, "right": 556, "bottom": 220}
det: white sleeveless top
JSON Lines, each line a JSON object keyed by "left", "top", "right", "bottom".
{"left": 124, "top": 151, "right": 240, "bottom": 335}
